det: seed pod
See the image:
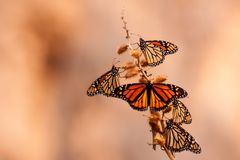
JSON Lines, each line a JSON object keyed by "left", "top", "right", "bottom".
{"left": 154, "top": 132, "right": 166, "bottom": 147}
{"left": 124, "top": 68, "right": 139, "bottom": 78}
{"left": 117, "top": 44, "right": 128, "bottom": 54}
{"left": 140, "top": 59, "right": 148, "bottom": 67}
{"left": 138, "top": 76, "right": 148, "bottom": 83}
{"left": 153, "top": 75, "right": 167, "bottom": 83}
{"left": 148, "top": 112, "right": 166, "bottom": 150}
{"left": 149, "top": 111, "right": 161, "bottom": 120}
{"left": 130, "top": 49, "right": 142, "bottom": 59}
{"left": 123, "top": 61, "right": 136, "bottom": 70}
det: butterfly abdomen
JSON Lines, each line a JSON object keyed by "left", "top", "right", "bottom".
{"left": 146, "top": 83, "right": 153, "bottom": 106}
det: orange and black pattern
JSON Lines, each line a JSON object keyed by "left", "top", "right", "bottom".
{"left": 164, "top": 119, "right": 201, "bottom": 154}
{"left": 110, "top": 81, "right": 187, "bottom": 111}
{"left": 139, "top": 38, "right": 178, "bottom": 66}
{"left": 87, "top": 65, "right": 120, "bottom": 96}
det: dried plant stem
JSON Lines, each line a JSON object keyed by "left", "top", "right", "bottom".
{"left": 121, "top": 15, "right": 148, "bottom": 80}
{"left": 121, "top": 16, "right": 130, "bottom": 40}
{"left": 121, "top": 15, "right": 133, "bottom": 50}
{"left": 151, "top": 111, "right": 176, "bottom": 160}
{"left": 136, "top": 57, "right": 149, "bottom": 81}
{"left": 121, "top": 14, "right": 175, "bottom": 160}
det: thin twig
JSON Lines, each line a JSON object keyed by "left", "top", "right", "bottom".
{"left": 121, "top": 15, "right": 133, "bottom": 50}
{"left": 121, "top": 15, "right": 148, "bottom": 81}
{"left": 136, "top": 57, "right": 149, "bottom": 81}
{"left": 121, "top": 16, "right": 130, "bottom": 40}
{"left": 121, "top": 14, "right": 175, "bottom": 160}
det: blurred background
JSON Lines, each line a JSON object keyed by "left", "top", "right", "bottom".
{"left": 0, "top": 0, "right": 240, "bottom": 159}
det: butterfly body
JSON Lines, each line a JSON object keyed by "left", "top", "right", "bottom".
{"left": 87, "top": 65, "right": 120, "bottom": 96}
{"left": 139, "top": 38, "right": 178, "bottom": 66}
{"left": 111, "top": 81, "right": 187, "bottom": 111}
{"left": 139, "top": 38, "right": 148, "bottom": 51}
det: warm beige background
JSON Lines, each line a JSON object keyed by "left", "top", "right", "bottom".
{"left": 0, "top": 0, "right": 240, "bottom": 160}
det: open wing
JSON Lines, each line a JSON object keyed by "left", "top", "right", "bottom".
{"left": 139, "top": 38, "right": 178, "bottom": 66}
{"left": 87, "top": 66, "right": 120, "bottom": 96}
{"left": 150, "top": 83, "right": 188, "bottom": 111}
{"left": 111, "top": 83, "right": 148, "bottom": 111}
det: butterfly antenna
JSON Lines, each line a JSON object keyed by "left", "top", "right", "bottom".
{"left": 130, "top": 32, "right": 141, "bottom": 38}
{"left": 119, "top": 68, "right": 126, "bottom": 74}
{"left": 130, "top": 32, "right": 142, "bottom": 47}
{"left": 147, "top": 142, "right": 158, "bottom": 146}
{"left": 142, "top": 114, "right": 149, "bottom": 118}
{"left": 112, "top": 59, "right": 126, "bottom": 74}
{"left": 130, "top": 42, "right": 138, "bottom": 45}
{"left": 112, "top": 58, "right": 120, "bottom": 66}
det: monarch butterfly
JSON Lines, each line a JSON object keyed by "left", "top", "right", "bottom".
{"left": 171, "top": 99, "right": 192, "bottom": 125}
{"left": 87, "top": 65, "right": 120, "bottom": 96}
{"left": 164, "top": 119, "right": 201, "bottom": 154}
{"left": 110, "top": 81, "right": 187, "bottom": 111}
{"left": 139, "top": 38, "right": 178, "bottom": 66}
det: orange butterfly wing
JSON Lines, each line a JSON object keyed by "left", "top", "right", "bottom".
{"left": 87, "top": 70, "right": 111, "bottom": 96}
{"left": 87, "top": 66, "right": 120, "bottom": 96}
{"left": 147, "top": 40, "right": 178, "bottom": 55}
{"left": 112, "top": 83, "right": 148, "bottom": 111}
{"left": 139, "top": 38, "right": 178, "bottom": 66}
{"left": 150, "top": 83, "right": 188, "bottom": 111}
{"left": 112, "top": 82, "right": 187, "bottom": 111}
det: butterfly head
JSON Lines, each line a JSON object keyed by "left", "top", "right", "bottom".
{"left": 111, "top": 65, "right": 120, "bottom": 76}
{"left": 172, "top": 99, "right": 178, "bottom": 107}
{"left": 166, "top": 119, "right": 174, "bottom": 129}
{"left": 139, "top": 38, "right": 146, "bottom": 51}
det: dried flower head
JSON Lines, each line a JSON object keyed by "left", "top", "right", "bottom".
{"left": 163, "top": 104, "right": 173, "bottom": 114}
{"left": 130, "top": 49, "right": 142, "bottom": 59}
{"left": 148, "top": 112, "right": 160, "bottom": 128}
{"left": 154, "top": 132, "right": 166, "bottom": 147}
{"left": 117, "top": 44, "right": 128, "bottom": 54}
{"left": 123, "top": 61, "right": 136, "bottom": 70}
{"left": 138, "top": 76, "right": 148, "bottom": 83}
{"left": 153, "top": 75, "right": 167, "bottom": 83}
{"left": 149, "top": 111, "right": 161, "bottom": 121}
{"left": 124, "top": 68, "right": 139, "bottom": 78}
{"left": 148, "top": 112, "right": 161, "bottom": 150}
{"left": 140, "top": 59, "right": 148, "bottom": 67}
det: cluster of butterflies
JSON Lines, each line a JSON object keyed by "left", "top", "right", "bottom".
{"left": 87, "top": 38, "right": 201, "bottom": 155}
{"left": 149, "top": 100, "right": 201, "bottom": 154}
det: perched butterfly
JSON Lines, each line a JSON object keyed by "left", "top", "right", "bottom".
{"left": 110, "top": 81, "right": 187, "bottom": 111}
{"left": 171, "top": 99, "right": 192, "bottom": 125}
{"left": 164, "top": 119, "right": 201, "bottom": 154}
{"left": 139, "top": 38, "right": 178, "bottom": 66}
{"left": 87, "top": 65, "right": 120, "bottom": 96}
